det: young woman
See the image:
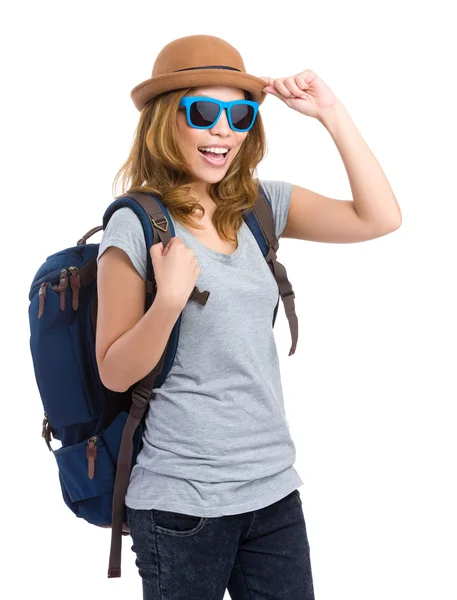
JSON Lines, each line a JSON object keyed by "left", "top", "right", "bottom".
{"left": 95, "top": 34, "right": 401, "bottom": 600}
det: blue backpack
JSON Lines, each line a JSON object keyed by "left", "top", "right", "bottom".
{"left": 28, "top": 186, "right": 298, "bottom": 578}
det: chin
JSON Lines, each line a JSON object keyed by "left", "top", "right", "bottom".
{"left": 196, "top": 172, "right": 227, "bottom": 184}
{"left": 193, "top": 163, "right": 231, "bottom": 182}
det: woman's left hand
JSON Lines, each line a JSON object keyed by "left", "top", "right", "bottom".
{"left": 259, "top": 70, "right": 339, "bottom": 120}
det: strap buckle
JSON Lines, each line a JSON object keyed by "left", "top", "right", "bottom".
{"left": 148, "top": 213, "right": 169, "bottom": 232}
{"left": 132, "top": 384, "right": 153, "bottom": 407}
{"left": 282, "top": 290, "right": 295, "bottom": 299}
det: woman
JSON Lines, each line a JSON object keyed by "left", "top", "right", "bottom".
{"left": 96, "top": 34, "right": 401, "bottom": 600}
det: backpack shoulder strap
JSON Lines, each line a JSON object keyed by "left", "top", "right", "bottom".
{"left": 104, "top": 190, "right": 209, "bottom": 578}
{"left": 103, "top": 190, "right": 172, "bottom": 578}
{"left": 244, "top": 183, "right": 299, "bottom": 357}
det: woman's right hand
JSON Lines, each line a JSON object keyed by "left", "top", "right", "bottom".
{"left": 150, "top": 237, "right": 200, "bottom": 310}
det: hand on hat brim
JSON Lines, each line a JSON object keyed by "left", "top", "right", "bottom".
{"left": 258, "top": 72, "right": 339, "bottom": 120}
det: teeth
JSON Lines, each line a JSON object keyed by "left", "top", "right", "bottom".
{"left": 198, "top": 147, "right": 228, "bottom": 154}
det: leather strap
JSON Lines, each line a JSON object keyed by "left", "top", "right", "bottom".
{"left": 77, "top": 226, "right": 104, "bottom": 246}
{"left": 248, "top": 193, "right": 298, "bottom": 356}
{"left": 107, "top": 192, "right": 172, "bottom": 578}
{"left": 107, "top": 351, "right": 167, "bottom": 578}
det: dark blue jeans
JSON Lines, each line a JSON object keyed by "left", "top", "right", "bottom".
{"left": 126, "top": 489, "right": 315, "bottom": 599}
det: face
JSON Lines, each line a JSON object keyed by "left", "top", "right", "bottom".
{"left": 176, "top": 86, "right": 250, "bottom": 199}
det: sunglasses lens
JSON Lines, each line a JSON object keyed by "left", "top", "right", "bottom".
{"left": 231, "top": 103, "right": 255, "bottom": 130}
{"left": 188, "top": 100, "right": 256, "bottom": 130}
{"left": 189, "top": 101, "right": 220, "bottom": 128}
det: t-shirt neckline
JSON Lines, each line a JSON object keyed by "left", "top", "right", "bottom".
{"left": 174, "top": 221, "right": 245, "bottom": 263}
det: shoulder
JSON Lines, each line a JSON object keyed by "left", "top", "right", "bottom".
{"left": 104, "top": 206, "right": 143, "bottom": 229}
{"left": 258, "top": 179, "right": 293, "bottom": 200}
{"left": 97, "top": 206, "right": 147, "bottom": 280}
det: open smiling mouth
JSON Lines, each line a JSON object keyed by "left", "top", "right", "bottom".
{"left": 198, "top": 148, "right": 230, "bottom": 167}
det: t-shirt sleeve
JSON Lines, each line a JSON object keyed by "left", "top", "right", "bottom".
{"left": 96, "top": 206, "right": 148, "bottom": 280}
{"left": 258, "top": 179, "right": 293, "bottom": 239}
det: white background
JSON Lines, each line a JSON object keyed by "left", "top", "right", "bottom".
{"left": 2, "top": 1, "right": 456, "bottom": 599}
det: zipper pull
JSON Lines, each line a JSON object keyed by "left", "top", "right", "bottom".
{"left": 38, "top": 282, "right": 49, "bottom": 318}
{"left": 68, "top": 266, "right": 81, "bottom": 310}
{"left": 41, "top": 413, "right": 48, "bottom": 438}
{"left": 52, "top": 269, "right": 68, "bottom": 311}
{"left": 86, "top": 437, "right": 98, "bottom": 479}
{"left": 41, "top": 412, "right": 53, "bottom": 452}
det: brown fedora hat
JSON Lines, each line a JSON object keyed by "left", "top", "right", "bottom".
{"left": 130, "top": 34, "right": 267, "bottom": 111}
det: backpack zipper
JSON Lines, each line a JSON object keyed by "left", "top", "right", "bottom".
{"left": 68, "top": 266, "right": 81, "bottom": 310}
{"left": 86, "top": 436, "right": 98, "bottom": 479}
{"left": 52, "top": 268, "right": 69, "bottom": 311}
{"left": 38, "top": 282, "right": 51, "bottom": 318}
{"left": 37, "top": 265, "right": 80, "bottom": 318}
{"left": 41, "top": 411, "right": 53, "bottom": 451}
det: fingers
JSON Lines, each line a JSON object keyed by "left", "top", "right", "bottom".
{"left": 266, "top": 73, "right": 311, "bottom": 99}
{"left": 280, "top": 77, "right": 307, "bottom": 98}
{"left": 259, "top": 76, "right": 274, "bottom": 87}
{"left": 163, "top": 236, "right": 183, "bottom": 256}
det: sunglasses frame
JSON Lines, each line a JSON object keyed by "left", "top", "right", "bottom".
{"left": 178, "top": 96, "right": 260, "bottom": 132}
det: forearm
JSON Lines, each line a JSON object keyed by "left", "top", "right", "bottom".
{"left": 100, "top": 293, "right": 182, "bottom": 393}
{"left": 318, "top": 100, "right": 402, "bottom": 229}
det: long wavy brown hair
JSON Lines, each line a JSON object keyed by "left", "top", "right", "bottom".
{"left": 112, "top": 87, "right": 268, "bottom": 244}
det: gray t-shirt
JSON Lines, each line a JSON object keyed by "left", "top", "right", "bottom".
{"left": 97, "top": 179, "right": 303, "bottom": 517}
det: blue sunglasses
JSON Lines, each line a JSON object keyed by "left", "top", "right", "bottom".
{"left": 178, "top": 96, "right": 259, "bottom": 132}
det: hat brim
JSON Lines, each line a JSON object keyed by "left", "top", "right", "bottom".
{"left": 130, "top": 69, "right": 267, "bottom": 111}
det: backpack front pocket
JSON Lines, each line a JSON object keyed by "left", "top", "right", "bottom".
{"left": 54, "top": 432, "right": 115, "bottom": 525}
{"left": 53, "top": 412, "right": 143, "bottom": 526}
